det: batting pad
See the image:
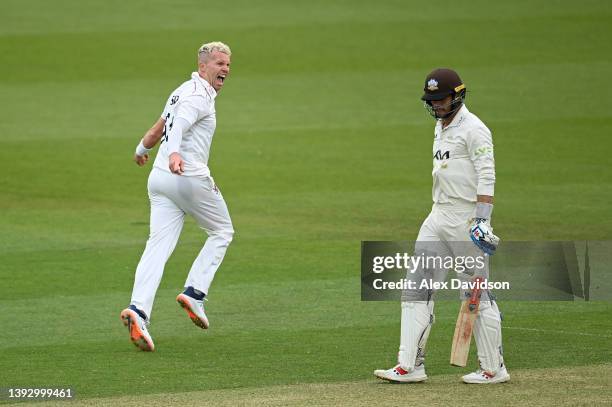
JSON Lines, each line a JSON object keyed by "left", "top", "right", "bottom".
{"left": 473, "top": 301, "right": 503, "bottom": 373}
{"left": 398, "top": 301, "right": 434, "bottom": 371}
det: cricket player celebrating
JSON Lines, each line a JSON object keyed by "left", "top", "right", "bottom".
{"left": 374, "top": 68, "right": 510, "bottom": 383}
{"left": 120, "top": 42, "right": 234, "bottom": 351}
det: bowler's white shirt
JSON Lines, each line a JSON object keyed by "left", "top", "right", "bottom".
{"left": 431, "top": 104, "right": 495, "bottom": 204}
{"left": 154, "top": 72, "right": 217, "bottom": 177}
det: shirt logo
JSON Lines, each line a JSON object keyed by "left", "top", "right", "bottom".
{"left": 170, "top": 95, "right": 179, "bottom": 105}
{"left": 474, "top": 146, "right": 493, "bottom": 156}
{"left": 434, "top": 150, "right": 450, "bottom": 160}
{"left": 427, "top": 79, "right": 439, "bottom": 91}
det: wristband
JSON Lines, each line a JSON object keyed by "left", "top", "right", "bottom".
{"left": 135, "top": 140, "right": 151, "bottom": 156}
{"left": 475, "top": 202, "right": 493, "bottom": 220}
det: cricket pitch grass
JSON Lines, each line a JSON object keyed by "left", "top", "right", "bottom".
{"left": 5, "top": 365, "right": 612, "bottom": 406}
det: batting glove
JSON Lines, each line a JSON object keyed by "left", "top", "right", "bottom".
{"left": 469, "top": 219, "right": 500, "bottom": 255}
{"left": 469, "top": 202, "right": 499, "bottom": 255}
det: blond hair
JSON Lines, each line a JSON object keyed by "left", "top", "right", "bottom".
{"left": 198, "top": 41, "right": 231, "bottom": 63}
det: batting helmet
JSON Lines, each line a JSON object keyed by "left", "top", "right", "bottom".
{"left": 421, "top": 68, "right": 466, "bottom": 119}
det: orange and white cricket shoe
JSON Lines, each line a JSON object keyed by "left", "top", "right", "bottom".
{"left": 176, "top": 292, "right": 209, "bottom": 329}
{"left": 462, "top": 365, "right": 510, "bottom": 384}
{"left": 120, "top": 306, "right": 155, "bottom": 352}
{"left": 373, "top": 364, "right": 428, "bottom": 383}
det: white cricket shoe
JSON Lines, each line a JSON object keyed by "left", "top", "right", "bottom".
{"left": 373, "top": 364, "right": 428, "bottom": 383}
{"left": 462, "top": 366, "right": 510, "bottom": 384}
{"left": 120, "top": 307, "right": 154, "bottom": 352}
{"left": 176, "top": 293, "right": 209, "bottom": 329}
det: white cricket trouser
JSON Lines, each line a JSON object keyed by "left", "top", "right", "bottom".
{"left": 130, "top": 167, "right": 234, "bottom": 319}
{"left": 418, "top": 201, "right": 476, "bottom": 242}
{"left": 399, "top": 200, "right": 504, "bottom": 373}
{"left": 414, "top": 200, "right": 490, "bottom": 294}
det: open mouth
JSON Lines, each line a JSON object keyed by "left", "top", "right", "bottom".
{"left": 217, "top": 75, "right": 226, "bottom": 84}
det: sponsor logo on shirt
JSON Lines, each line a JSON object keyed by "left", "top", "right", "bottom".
{"left": 434, "top": 150, "right": 450, "bottom": 160}
{"left": 474, "top": 146, "right": 493, "bottom": 156}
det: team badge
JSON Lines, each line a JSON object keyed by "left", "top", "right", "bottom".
{"left": 427, "top": 79, "right": 439, "bottom": 91}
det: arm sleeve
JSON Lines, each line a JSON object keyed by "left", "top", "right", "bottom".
{"left": 161, "top": 103, "right": 169, "bottom": 120}
{"left": 467, "top": 126, "right": 496, "bottom": 196}
{"left": 165, "top": 117, "right": 190, "bottom": 155}
{"left": 164, "top": 96, "right": 206, "bottom": 155}
{"left": 161, "top": 93, "right": 174, "bottom": 120}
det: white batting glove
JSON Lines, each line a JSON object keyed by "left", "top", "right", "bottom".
{"left": 469, "top": 202, "right": 500, "bottom": 255}
{"left": 469, "top": 219, "right": 500, "bottom": 255}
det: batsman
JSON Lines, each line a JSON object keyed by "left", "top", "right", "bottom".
{"left": 374, "top": 68, "right": 510, "bottom": 384}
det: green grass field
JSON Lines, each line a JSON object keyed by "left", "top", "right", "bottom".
{"left": 1, "top": 0, "right": 611, "bottom": 405}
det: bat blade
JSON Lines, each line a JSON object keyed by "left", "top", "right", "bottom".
{"left": 450, "top": 300, "right": 478, "bottom": 366}
{"left": 450, "top": 277, "right": 483, "bottom": 367}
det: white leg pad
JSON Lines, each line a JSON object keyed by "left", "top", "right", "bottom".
{"left": 473, "top": 301, "right": 504, "bottom": 374}
{"left": 398, "top": 301, "right": 434, "bottom": 371}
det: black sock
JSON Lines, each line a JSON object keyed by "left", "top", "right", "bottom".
{"left": 183, "top": 286, "right": 205, "bottom": 301}
{"left": 128, "top": 304, "right": 148, "bottom": 320}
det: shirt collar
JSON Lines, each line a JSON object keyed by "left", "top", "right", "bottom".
{"left": 440, "top": 104, "right": 468, "bottom": 131}
{"left": 436, "top": 104, "right": 470, "bottom": 131}
{"left": 192, "top": 72, "right": 217, "bottom": 99}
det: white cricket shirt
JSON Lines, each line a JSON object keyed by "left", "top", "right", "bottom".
{"left": 431, "top": 104, "right": 495, "bottom": 203}
{"left": 154, "top": 72, "right": 217, "bottom": 177}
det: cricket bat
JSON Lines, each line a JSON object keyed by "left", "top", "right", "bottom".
{"left": 450, "top": 277, "right": 483, "bottom": 367}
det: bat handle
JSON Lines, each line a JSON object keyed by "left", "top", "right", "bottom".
{"left": 468, "top": 277, "right": 483, "bottom": 312}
